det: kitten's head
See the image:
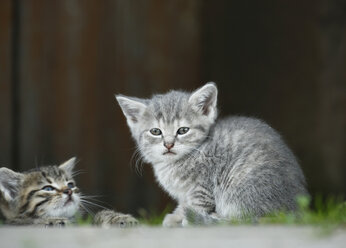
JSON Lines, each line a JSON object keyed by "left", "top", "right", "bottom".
{"left": 116, "top": 83, "right": 218, "bottom": 164}
{"left": 0, "top": 157, "right": 80, "bottom": 220}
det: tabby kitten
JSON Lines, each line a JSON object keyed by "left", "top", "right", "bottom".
{"left": 0, "top": 157, "right": 137, "bottom": 227}
{"left": 116, "top": 82, "right": 308, "bottom": 227}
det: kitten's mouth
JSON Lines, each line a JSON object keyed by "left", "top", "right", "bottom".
{"left": 163, "top": 150, "right": 176, "bottom": 155}
{"left": 64, "top": 197, "right": 74, "bottom": 206}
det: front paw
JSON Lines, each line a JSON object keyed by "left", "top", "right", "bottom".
{"left": 94, "top": 210, "right": 138, "bottom": 228}
{"left": 34, "top": 218, "right": 69, "bottom": 228}
{"left": 114, "top": 214, "right": 138, "bottom": 228}
{"left": 163, "top": 214, "right": 188, "bottom": 227}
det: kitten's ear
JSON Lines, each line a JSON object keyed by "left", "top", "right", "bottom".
{"left": 115, "top": 95, "right": 147, "bottom": 126}
{"left": 0, "top": 167, "right": 24, "bottom": 201}
{"left": 189, "top": 82, "right": 218, "bottom": 120}
{"left": 59, "top": 157, "right": 76, "bottom": 177}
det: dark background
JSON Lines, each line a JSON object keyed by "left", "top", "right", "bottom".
{"left": 0, "top": 0, "right": 345, "bottom": 215}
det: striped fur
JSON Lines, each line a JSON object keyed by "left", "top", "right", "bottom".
{"left": 93, "top": 210, "right": 138, "bottom": 227}
{"left": 116, "top": 82, "right": 308, "bottom": 226}
{"left": 0, "top": 158, "right": 80, "bottom": 225}
{"left": 0, "top": 158, "right": 138, "bottom": 227}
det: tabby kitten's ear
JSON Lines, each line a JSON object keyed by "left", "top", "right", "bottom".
{"left": 115, "top": 95, "right": 147, "bottom": 127}
{"left": 189, "top": 82, "right": 218, "bottom": 121}
{"left": 0, "top": 167, "right": 24, "bottom": 201}
{"left": 59, "top": 157, "right": 77, "bottom": 177}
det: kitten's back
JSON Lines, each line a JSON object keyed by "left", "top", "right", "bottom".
{"left": 210, "top": 116, "right": 307, "bottom": 216}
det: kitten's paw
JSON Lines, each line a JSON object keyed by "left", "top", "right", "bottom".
{"left": 93, "top": 210, "right": 138, "bottom": 228}
{"left": 162, "top": 214, "right": 187, "bottom": 227}
{"left": 35, "top": 218, "right": 69, "bottom": 228}
{"left": 114, "top": 214, "right": 138, "bottom": 228}
{"left": 182, "top": 218, "right": 189, "bottom": 227}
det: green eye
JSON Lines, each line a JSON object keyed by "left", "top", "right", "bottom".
{"left": 42, "top": 186, "right": 55, "bottom": 192}
{"left": 150, "top": 128, "right": 162, "bottom": 136}
{"left": 177, "top": 127, "right": 190, "bottom": 135}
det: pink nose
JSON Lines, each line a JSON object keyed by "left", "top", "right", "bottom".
{"left": 164, "top": 143, "right": 174, "bottom": 149}
{"left": 63, "top": 189, "right": 72, "bottom": 196}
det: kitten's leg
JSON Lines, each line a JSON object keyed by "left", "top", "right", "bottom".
{"left": 163, "top": 188, "right": 217, "bottom": 227}
{"left": 93, "top": 210, "right": 138, "bottom": 228}
{"left": 183, "top": 188, "right": 218, "bottom": 226}
{"left": 162, "top": 205, "right": 187, "bottom": 227}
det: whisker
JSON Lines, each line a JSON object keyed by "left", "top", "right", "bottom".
{"left": 130, "top": 146, "right": 146, "bottom": 176}
{"left": 79, "top": 202, "right": 95, "bottom": 216}
{"left": 79, "top": 194, "right": 104, "bottom": 199}
{"left": 79, "top": 196, "right": 111, "bottom": 207}
{"left": 80, "top": 199, "right": 108, "bottom": 210}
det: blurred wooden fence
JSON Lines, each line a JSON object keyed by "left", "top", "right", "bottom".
{"left": 0, "top": 0, "right": 345, "bottom": 214}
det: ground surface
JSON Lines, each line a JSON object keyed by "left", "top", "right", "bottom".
{"left": 0, "top": 226, "right": 345, "bottom": 248}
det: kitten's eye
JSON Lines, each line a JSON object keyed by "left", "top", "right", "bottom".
{"left": 150, "top": 128, "right": 162, "bottom": 136}
{"left": 177, "top": 127, "right": 190, "bottom": 135}
{"left": 42, "top": 186, "right": 55, "bottom": 192}
{"left": 67, "top": 182, "right": 75, "bottom": 189}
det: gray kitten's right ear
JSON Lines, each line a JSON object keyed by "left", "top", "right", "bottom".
{"left": 115, "top": 95, "right": 147, "bottom": 126}
{"left": 0, "top": 167, "right": 24, "bottom": 201}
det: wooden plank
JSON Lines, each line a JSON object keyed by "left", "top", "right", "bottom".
{"left": 315, "top": 0, "right": 346, "bottom": 194}
{"left": 17, "top": 0, "right": 202, "bottom": 213}
{"left": 0, "top": 0, "right": 13, "bottom": 168}
{"left": 203, "top": 0, "right": 346, "bottom": 196}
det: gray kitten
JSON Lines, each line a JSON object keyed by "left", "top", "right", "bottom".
{"left": 116, "top": 83, "right": 308, "bottom": 227}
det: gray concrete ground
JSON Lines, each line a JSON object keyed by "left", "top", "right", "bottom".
{"left": 0, "top": 226, "right": 345, "bottom": 248}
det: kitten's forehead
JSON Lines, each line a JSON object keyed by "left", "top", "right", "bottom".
{"left": 23, "top": 166, "right": 70, "bottom": 186}
{"left": 149, "top": 90, "right": 192, "bottom": 123}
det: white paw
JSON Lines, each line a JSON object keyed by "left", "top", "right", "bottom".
{"left": 163, "top": 214, "right": 187, "bottom": 227}
{"left": 181, "top": 218, "right": 189, "bottom": 227}
{"left": 35, "top": 218, "right": 70, "bottom": 228}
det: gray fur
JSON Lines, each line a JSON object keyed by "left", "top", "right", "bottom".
{"left": 116, "top": 82, "right": 308, "bottom": 227}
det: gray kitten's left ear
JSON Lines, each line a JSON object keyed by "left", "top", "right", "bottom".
{"left": 59, "top": 157, "right": 76, "bottom": 177}
{"left": 189, "top": 82, "right": 218, "bottom": 121}
{"left": 0, "top": 167, "right": 24, "bottom": 201}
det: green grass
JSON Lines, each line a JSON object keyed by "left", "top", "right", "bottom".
{"left": 139, "top": 195, "right": 346, "bottom": 228}
{"left": 137, "top": 204, "right": 173, "bottom": 225}
{"left": 75, "top": 212, "right": 93, "bottom": 225}
{"left": 258, "top": 195, "right": 346, "bottom": 227}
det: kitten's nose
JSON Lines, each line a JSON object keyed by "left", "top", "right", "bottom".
{"left": 164, "top": 142, "right": 174, "bottom": 150}
{"left": 63, "top": 189, "right": 72, "bottom": 196}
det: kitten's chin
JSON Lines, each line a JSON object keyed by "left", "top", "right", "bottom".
{"left": 162, "top": 155, "right": 178, "bottom": 163}
{"left": 161, "top": 152, "right": 186, "bottom": 163}
{"left": 46, "top": 196, "right": 80, "bottom": 218}
{"left": 146, "top": 154, "right": 179, "bottom": 164}
{"left": 46, "top": 205, "right": 79, "bottom": 218}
